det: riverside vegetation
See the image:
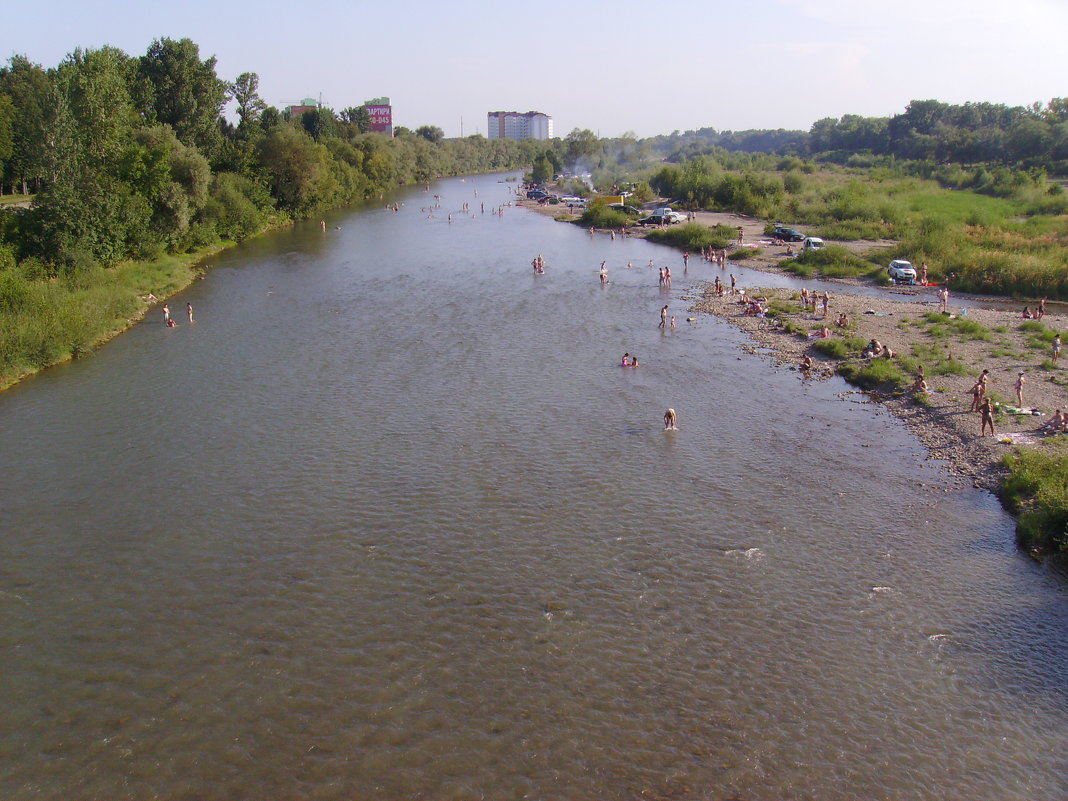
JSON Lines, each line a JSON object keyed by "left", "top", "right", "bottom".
{"left": 0, "top": 39, "right": 553, "bottom": 388}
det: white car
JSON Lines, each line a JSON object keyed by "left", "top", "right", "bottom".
{"left": 888, "top": 259, "right": 917, "bottom": 281}
{"left": 560, "top": 196, "right": 584, "bottom": 204}
{"left": 802, "top": 236, "right": 825, "bottom": 252}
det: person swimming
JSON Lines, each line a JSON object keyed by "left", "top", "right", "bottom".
{"left": 621, "top": 353, "right": 631, "bottom": 366}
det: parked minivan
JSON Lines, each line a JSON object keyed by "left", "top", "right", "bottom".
{"left": 802, "top": 236, "right": 825, "bottom": 252}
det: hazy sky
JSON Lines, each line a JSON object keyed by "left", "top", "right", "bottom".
{"left": 4, "top": 0, "right": 1066, "bottom": 139}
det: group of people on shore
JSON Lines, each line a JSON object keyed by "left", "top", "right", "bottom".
{"left": 799, "top": 288, "right": 831, "bottom": 318}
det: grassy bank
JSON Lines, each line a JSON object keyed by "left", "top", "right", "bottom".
{"left": 0, "top": 243, "right": 227, "bottom": 391}
{"left": 653, "top": 159, "right": 1068, "bottom": 300}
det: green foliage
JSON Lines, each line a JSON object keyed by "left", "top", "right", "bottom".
{"left": 577, "top": 204, "right": 628, "bottom": 229}
{"left": 137, "top": 38, "right": 227, "bottom": 157}
{"left": 532, "top": 154, "right": 553, "bottom": 185}
{"left": 645, "top": 222, "right": 734, "bottom": 251}
{"left": 729, "top": 247, "right": 761, "bottom": 260}
{"left": 812, "top": 338, "right": 850, "bottom": 358}
{"left": 1003, "top": 444, "right": 1068, "bottom": 551}
{"left": 794, "top": 243, "right": 873, "bottom": 278}
{"left": 838, "top": 357, "right": 908, "bottom": 390}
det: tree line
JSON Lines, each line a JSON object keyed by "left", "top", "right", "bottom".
{"left": 647, "top": 98, "right": 1068, "bottom": 171}
{"left": 0, "top": 38, "right": 545, "bottom": 274}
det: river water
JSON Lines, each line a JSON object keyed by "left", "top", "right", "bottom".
{"left": 1, "top": 172, "right": 1066, "bottom": 800}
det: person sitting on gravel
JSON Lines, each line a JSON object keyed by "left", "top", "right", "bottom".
{"left": 912, "top": 376, "right": 929, "bottom": 394}
{"left": 1038, "top": 409, "right": 1065, "bottom": 434}
{"left": 835, "top": 313, "right": 850, "bottom": 327}
{"left": 863, "top": 339, "right": 882, "bottom": 358}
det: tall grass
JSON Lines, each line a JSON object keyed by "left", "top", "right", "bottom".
{"left": 0, "top": 247, "right": 220, "bottom": 389}
{"left": 1003, "top": 444, "right": 1068, "bottom": 551}
{"left": 645, "top": 222, "right": 735, "bottom": 251}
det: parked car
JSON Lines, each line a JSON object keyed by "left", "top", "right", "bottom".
{"left": 608, "top": 203, "right": 642, "bottom": 215}
{"left": 526, "top": 189, "right": 549, "bottom": 200}
{"left": 638, "top": 211, "right": 686, "bottom": 226}
{"left": 888, "top": 259, "right": 917, "bottom": 282}
{"left": 772, "top": 225, "right": 805, "bottom": 242}
{"left": 560, "top": 196, "right": 584, "bottom": 204}
{"left": 802, "top": 236, "right": 825, "bottom": 252}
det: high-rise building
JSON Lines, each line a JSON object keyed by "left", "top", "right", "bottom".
{"left": 487, "top": 111, "right": 553, "bottom": 141}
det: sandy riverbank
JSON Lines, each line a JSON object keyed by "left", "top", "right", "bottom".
{"left": 693, "top": 283, "right": 1068, "bottom": 494}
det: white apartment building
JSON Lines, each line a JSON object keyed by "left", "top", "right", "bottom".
{"left": 487, "top": 111, "right": 553, "bottom": 140}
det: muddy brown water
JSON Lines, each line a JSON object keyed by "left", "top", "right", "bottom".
{"left": 1, "top": 173, "right": 1066, "bottom": 800}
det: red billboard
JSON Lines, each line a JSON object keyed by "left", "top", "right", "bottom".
{"left": 366, "top": 104, "right": 392, "bottom": 134}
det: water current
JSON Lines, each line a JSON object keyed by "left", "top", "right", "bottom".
{"left": 1, "top": 172, "right": 1066, "bottom": 800}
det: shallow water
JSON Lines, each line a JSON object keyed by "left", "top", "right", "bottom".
{"left": 1, "top": 173, "right": 1066, "bottom": 800}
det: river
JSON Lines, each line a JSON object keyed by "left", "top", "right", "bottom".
{"left": 1, "top": 172, "right": 1066, "bottom": 800}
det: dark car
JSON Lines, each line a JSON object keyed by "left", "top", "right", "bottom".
{"left": 772, "top": 225, "right": 805, "bottom": 242}
{"left": 639, "top": 214, "right": 672, "bottom": 226}
{"left": 526, "top": 189, "right": 549, "bottom": 200}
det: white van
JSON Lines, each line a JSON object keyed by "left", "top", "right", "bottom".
{"left": 802, "top": 236, "right": 825, "bottom": 252}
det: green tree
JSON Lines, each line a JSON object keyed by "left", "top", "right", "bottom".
{"left": 340, "top": 106, "right": 370, "bottom": 133}
{"left": 532, "top": 154, "right": 553, "bottom": 184}
{"left": 54, "top": 46, "right": 136, "bottom": 173}
{"left": 0, "top": 94, "right": 14, "bottom": 186}
{"left": 0, "top": 55, "right": 52, "bottom": 194}
{"left": 415, "top": 125, "right": 444, "bottom": 143}
{"left": 257, "top": 125, "right": 338, "bottom": 215}
{"left": 301, "top": 107, "right": 336, "bottom": 141}
{"left": 136, "top": 37, "right": 228, "bottom": 157}
{"left": 564, "top": 128, "right": 600, "bottom": 167}
{"left": 231, "top": 72, "right": 266, "bottom": 127}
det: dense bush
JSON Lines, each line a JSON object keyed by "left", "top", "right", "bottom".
{"left": 577, "top": 204, "right": 629, "bottom": 229}
{"left": 1003, "top": 445, "right": 1068, "bottom": 552}
{"left": 646, "top": 222, "right": 735, "bottom": 251}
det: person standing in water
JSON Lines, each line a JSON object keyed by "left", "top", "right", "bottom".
{"left": 664, "top": 409, "right": 677, "bottom": 430}
{"left": 162, "top": 304, "right": 170, "bottom": 325}
{"left": 659, "top": 305, "right": 669, "bottom": 329}
{"left": 600, "top": 261, "right": 608, "bottom": 285}
{"left": 186, "top": 302, "right": 193, "bottom": 323}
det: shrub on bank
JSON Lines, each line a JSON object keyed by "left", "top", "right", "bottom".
{"left": 794, "top": 244, "right": 874, "bottom": 278}
{"left": 646, "top": 223, "right": 735, "bottom": 251}
{"left": 1002, "top": 444, "right": 1068, "bottom": 552}
{"left": 837, "top": 357, "right": 908, "bottom": 390}
{"left": 812, "top": 338, "right": 850, "bottom": 359}
{"left": 577, "top": 204, "right": 629, "bottom": 229}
